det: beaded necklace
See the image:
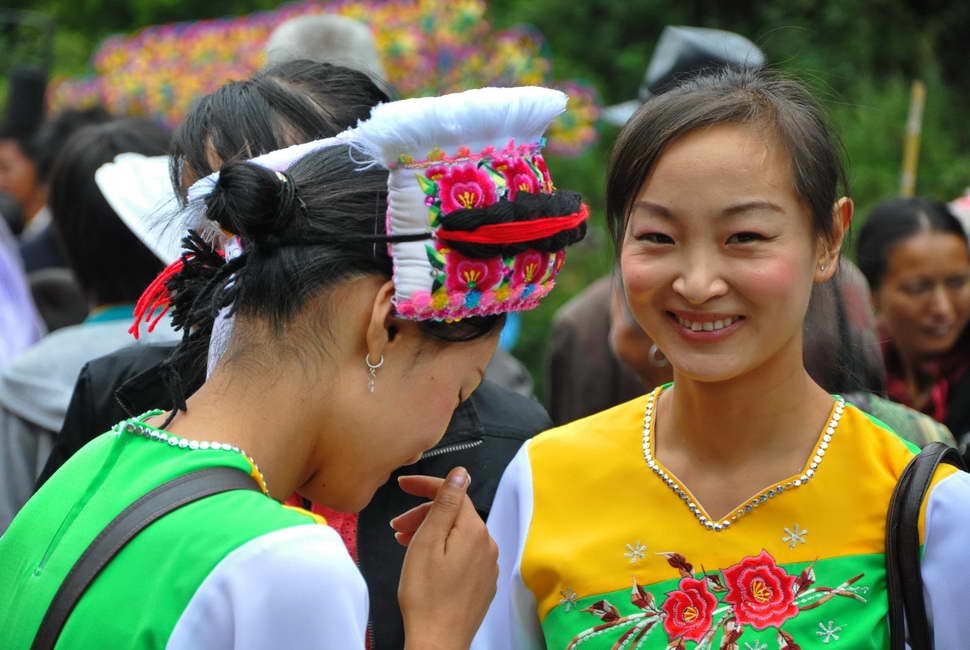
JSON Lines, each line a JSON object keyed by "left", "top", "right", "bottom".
{"left": 641, "top": 386, "right": 846, "bottom": 532}
{"left": 120, "top": 412, "right": 270, "bottom": 496}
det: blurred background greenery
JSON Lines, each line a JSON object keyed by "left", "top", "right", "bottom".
{"left": 3, "top": 0, "right": 970, "bottom": 396}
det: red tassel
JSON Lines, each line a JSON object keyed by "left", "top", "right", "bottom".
{"left": 129, "top": 258, "right": 185, "bottom": 339}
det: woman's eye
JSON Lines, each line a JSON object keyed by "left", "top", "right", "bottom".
{"left": 945, "top": 275, "right": 969, "bottom": 291}
{"left": 726, "top": 232, "right": 766, "bottom": 244}
{"left": 900, "top": 280, "right": 931, "bottom": 295}
{"left": 635, "top": 232, "right": 674, "bottom": 244}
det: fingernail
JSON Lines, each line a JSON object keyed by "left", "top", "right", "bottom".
{"left": 448, "top": 467, "right": 469, "bottom": 487}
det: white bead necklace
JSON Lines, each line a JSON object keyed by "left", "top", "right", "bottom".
{"left": 641, "top": 386, "right": 846, "bottom": 532}
{"left": 120, "top": 413, "right": 270, "bottom": 496}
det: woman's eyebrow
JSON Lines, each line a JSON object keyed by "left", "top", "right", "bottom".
{"left": 632, "top": 199, "right": 784, "bottom": 219}
{"left": 633, "top": 200, "right": 674, "bottom": 218}
{"left": 721, "top": 200, "right": 784, "bottom": 216}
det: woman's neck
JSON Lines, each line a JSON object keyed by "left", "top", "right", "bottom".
{"left": 150, "top": 360, "right": 330, "bottom": 503}
{"left": 659, "top": 343, "right": 833, "bottom": 470}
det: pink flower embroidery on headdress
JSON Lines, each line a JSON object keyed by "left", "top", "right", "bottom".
{"left": 533, "top": 155, "right": 554, "bottom": 192}
{"left": 496, "top": 157, "right": 540, "bottom": 200}
{"left": 444, "top": 251, "right": 504, "bottom": 293}
{"left": 511, "top": 250, "right": 550, "bottom": 287}
{"left": 434, "top": 163, "right": 498, "bottom": 214}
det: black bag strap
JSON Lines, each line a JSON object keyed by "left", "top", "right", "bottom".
{"left": 31, "top": 465, "right": 260, "bottom": 650}
{"left": 886, "top": 442, "right": 966, "bottom": 650}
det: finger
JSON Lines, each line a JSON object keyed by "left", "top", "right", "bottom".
{"left": 390, "top": 502, "right": 433, "bottom": 534}
{"left": 394, "top": 531, "right": 416, "bottom": 547}
{"left": 397, "top": 474, "right": 445, "bottom": 500}
{"left": 411, "top": 467, "right": 470, "bottom": 546}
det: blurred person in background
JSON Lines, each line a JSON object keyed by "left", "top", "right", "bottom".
{"left": 0, "top": 118, "right": 174, "bottom": 532}
{"left": 17, "top": 106, "right": 112, "bottom": 272}
{"left": 265, "top": 13, "right": 385, "bottom": 81}
{"left": 858, "top": 197, "right": 970, "bottom": 447}
{"left": 0, "top": 68, "right": 47, "bottom": 242}
{"left": 0, "top": 214, "right": 44, "bottom": 370}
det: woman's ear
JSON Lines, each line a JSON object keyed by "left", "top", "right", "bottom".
{"left": 364, "top": 280, "right": 396, "bottom": 363}
{"left": 815, "top": 197, "right": 853, "bottom": 283}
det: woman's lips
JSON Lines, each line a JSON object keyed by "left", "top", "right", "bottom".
{"left": 668, "top": 311, "right": 745, "bottom": 341}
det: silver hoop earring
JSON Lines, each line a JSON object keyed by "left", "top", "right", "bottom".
{"left": 649, "top": 343, "right": 669, "bottom": 368}
{"left": 365, "top": 353, "right": 384, "bottom": 393}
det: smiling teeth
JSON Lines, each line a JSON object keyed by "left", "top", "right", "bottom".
{"left": 677, "top": 316, "right": 740, "bottom": 332}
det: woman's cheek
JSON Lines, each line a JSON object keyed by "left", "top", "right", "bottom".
{"left": 738, "top": 256, "right": 806, "bottom": 303}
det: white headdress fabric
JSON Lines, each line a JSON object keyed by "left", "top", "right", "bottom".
{"left": 349, "top": 86, "right": 568, "bottom": 311}
{"left": 95, "top": 154, "right": 182, "bottom": 264}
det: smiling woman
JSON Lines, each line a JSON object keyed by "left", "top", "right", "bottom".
{"left": 474, "top": 68, "right": 970, "bottom": 650}
{"left": 858, "top": 197, "right": 970, "bottom": 437}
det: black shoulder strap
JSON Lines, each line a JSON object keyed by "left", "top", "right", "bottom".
{"left": 31, "top": 466, "right": 260, "bottom": 650}
{"left": 886, "top": 442, "right": 966, "bottom": 650}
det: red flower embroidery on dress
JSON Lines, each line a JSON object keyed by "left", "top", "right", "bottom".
{"left": 722, "top": 550, "right": 799, "bottom": 630}
{"left": 443, "top": 250, "right": 504, "bottom": 292}
{"left": 661, "top": 577, "right": 717, "bottom": 642}
{"left": 432, "top": 162, "right": 498, "bottom": 214}
{"left": 511, "top": 250, "right": 550, "bottom": 287}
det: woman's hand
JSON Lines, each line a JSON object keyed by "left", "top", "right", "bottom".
{"left": 394, "top": 467, "right": 498, "bottom": 650}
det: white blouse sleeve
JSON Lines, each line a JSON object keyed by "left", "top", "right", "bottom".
{"left": 921, "top": 469, "right": 970, "bottom": 647}
{"left": 472, "top": 444, "right": 545, "bottom": 650}
{"left": 166, "top": 524, "right": 369, "bottom": 650}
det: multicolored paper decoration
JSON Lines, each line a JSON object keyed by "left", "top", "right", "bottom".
{"left": 47, "top": 0, "right": 601, "bottom": 156}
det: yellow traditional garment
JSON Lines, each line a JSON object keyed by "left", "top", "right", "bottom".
{"left": 474, "top": 386, "right": 970, "bottom": 649}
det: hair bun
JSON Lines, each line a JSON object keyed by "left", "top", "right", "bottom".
{"left": 204, "top": 161, "right": 298, "bottom": 242}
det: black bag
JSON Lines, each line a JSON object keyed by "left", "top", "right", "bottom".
{"left": 886, "top": 442, "right": 967, "bottom": 649}
{"left": 31, "top": 466, "right": 260, "bottom": 650}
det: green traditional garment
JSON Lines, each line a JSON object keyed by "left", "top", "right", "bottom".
{"left": 0, "top": 414, "right": 368, "bottom": 649}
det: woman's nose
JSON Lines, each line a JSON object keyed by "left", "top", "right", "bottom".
{"left": 927, "top": 285, "right": 956, "bottom": 320}
{"left": 671, "top": 256, "right": 729, "bottom": 305}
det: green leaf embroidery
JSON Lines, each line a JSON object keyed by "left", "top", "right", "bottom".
{"left": 426, "top": 244, "right": 445, "bottom": 270}
{"left": 428, "top": 204, "right": 442, "bottom": 228}
{"left": 416, "top": 173, "right": 438, "bottom": 197}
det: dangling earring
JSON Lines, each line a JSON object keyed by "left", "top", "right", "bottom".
{"left": 649, "top": 343, "right": 669, "bottom": 368}
{"left": 365, "top": 354, "right": 384, "bottom": 393}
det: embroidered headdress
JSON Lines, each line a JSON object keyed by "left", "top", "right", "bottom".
{"left": 348, "top": 85, "right": 588, "bottom": 320}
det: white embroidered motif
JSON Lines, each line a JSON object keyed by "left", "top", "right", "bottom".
{"left": 816, "top": 620, "right": 843, "bottom": 643}
{"left": 744, "top": 642, "right": 768, "bottom": 650}
{"left": 559, "top": 588, "right": 578, "bottom": 612}
{"left": 624, "top": 541, "right": 647, "bottom": 564}
{"left": 782, "top": 524, "right": 808, "bottom": 549}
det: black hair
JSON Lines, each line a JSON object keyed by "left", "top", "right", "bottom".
{"left": 29, "top": 106, "right": 113, "bottom": 183}
{"left": 47, "top": 118, "right": 170, "bottom": 306}
{"left": 857, "top": 197, "right": 967, "bottom": 292}
{"left": 170, "top": 60, "right": 390, "bottom": 196}
{"left": 606, "top": 67, "right": 849, "bottom": 251}
{"left": 154, "top": 61, "right": 391, "bottom": 415}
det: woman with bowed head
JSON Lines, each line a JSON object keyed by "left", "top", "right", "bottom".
{"left": 0, "top": 86, "right": 587, "bottom": 649}
{"left": 857, "top": 198, "right": 970, "bottom": 444}
{"left": 474, "top": 69, "right": 970, "bottom": 650}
